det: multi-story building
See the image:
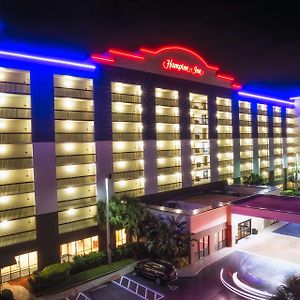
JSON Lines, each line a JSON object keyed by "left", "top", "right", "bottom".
{"left": 0, "top": 42, "right": 298, "bottom": 281}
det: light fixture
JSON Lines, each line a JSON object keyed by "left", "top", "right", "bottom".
{"left": 65, "top": 165, "right": 76, "bottom": 173}
{"left": 64, "top": 99, "right": 74, "bottom": 109}
{"left": 64, "top": 143, "right": 75, "bottom": 152}
{"left": 0, "top": 220, "right": 9, "bottom": 229}
{"left": 65, "top": 187, "right": 75, "bottom": 194}
{"left": 119, "top": 180, "right": 126, "bottom": 187}
{"left": 117, "top": 161, "right": 126, "bottom": 168}
{"left": 67, "top": 208, "right": 76, "bottom": 216}
{"left": 116, "top": 123, "right": 125, "bottom": 130}
{"left": 0, "top": 171, "right": 7, "bottom": 179}
{"left": 0, "top": 145, "right": 6, "bottom": 154}
{"left": 115, "top": 83, "right": 124, "bottom": 94}
{"left": 65, "top": 121, "right": 74, "bottom": 130}
{"left": 0, "top": 196, "right": 9, "bottom": 204}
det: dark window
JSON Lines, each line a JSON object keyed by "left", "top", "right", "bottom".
{"left": 215, "top": 228, "right": 227, "bottom": 250}
{"left": 237, "top": 219, "right": 251, "bottom": 242}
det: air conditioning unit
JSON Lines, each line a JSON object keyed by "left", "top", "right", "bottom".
{"left": 194, "top": 149, "right": 200, "bottom": 154}
{"left": 195, "top": 176, "right": 201, "bottom": 181}
{"left": 196, "top": 162, "right": 202, "bottom": 168}
{"left": 193, "top": 105, "right": 199, "bottom": 109}
{"left": 195, "top": 134, "right": 200, "bottom": 139}
{"left": 195, "top": 119, "right": 200, "bottom": 124}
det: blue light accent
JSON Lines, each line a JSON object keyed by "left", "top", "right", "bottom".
{"left": 0, "top": 50, "right": 96, "bottom": 70}
{"left": 238, "top": 91, "right": 294, "bottom": 107}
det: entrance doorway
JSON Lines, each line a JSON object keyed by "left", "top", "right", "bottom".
{"left": 237, "top": 219, "right": 251, "bottom": 242}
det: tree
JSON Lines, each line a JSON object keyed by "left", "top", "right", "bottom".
{"left": 243, "top": 172, "right": 264, "bottom": 185}
{"left": 96, "top": 195, "right": 148, "bottom": 238}
{"left": 272, "top": 275, "right": 300, "bottom": 299}
{"left": 143, "top": 214, "right": 190, "bottom": 264}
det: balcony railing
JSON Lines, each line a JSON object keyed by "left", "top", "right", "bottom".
{"left": 0, "top": 230, "right": 36, "bottom": 248}
{"left": 0, "top": 133, "right": 31, "bottom": 143}
{"left": 0, "top": 182, "right": 34, "bottom": 196}
{"left": 240, "top": 133, "right": 252, "bottom": 139}
{"left": 58, "top": 196, "right": 96, "bottom": 211}
{"left": 56, "top": 154, "right": 95, "bottom": 166}
{"left": 156, "top": 133, "right": 180, "bottom": 140}
{"left": 0, "top": 206, "right": 35, "bottom": 219}
{"left": 191, "top": 103, "right": 208, "bottom": 110}
{"left": 157, "top": 149, "right": 181, "bottom": 157}
{"left": 156, "top": 115, "right": 179, "bottom": 124}
{"left": 113, "top": 132, "right": 142, "bottom": 141}
{"left": 158, "top": 182, "right": 181, "bottom": 192}
{"left": 56, "top": 175, "right": 96, "bottom": 188}
{"left": 192, "top": 163, "right": 210, "bottom": 170}
{"left": 240, "top": 145, "right": 253, "bottom": 151}
{"left": 0, "top": 158, "right": 33, "bottom": 170}
{"left": 239, "top": 107, "right": 251, "bottom": 114}
{"left": 114, "top": 170, "right": 144, "bottom": 180}
{"left": 217, "top": 119, "right": 232, "bottom": 125}
{"left": 258, "top": 133, "right": 269, "bottom": 138}
{"left": 0, "top": 108, "right": 31, "bottom": 119}
{"left": 55, "top": 110, "right": 94, "bottom": 121}
{"left": 112, "top": 93, "right": 141, "bottom": 104}
{"left": 55, "top": 133, "right": 94, "bottom": 142}
{"left": 112, "top": 113, "right": 141, "bottom": 122}
{"left": 217, "top": 105, "right": 231, "bottom": 112}
{"left": 239, "top": 120, "right": 252, "bottom": 126}
{"left": 113, "top": 151, "right": 143, "bottom": 161}
{"left": 59, "top": 218, "right": 97, "bottom": 234}
{"left": 157, "top": 166, "right": 181, "bottom": 175}
{"left": 156, "top": 97, "right": 178, "bottom": 107}
{"left": 54, "top": 87, "right": 93, "bottom": 99}
{"left": 218, "top": 133, "right": 232, "bottom": 139}
{"left": 191, "top": 133, "right": 209, "bottom": 140}
{"left": 0, "top": 82, "right": 30, "bottom": 95}
{"left": 192, "top": 148, "right": 210, "bottom": 155}
{"left": 218, "top": 160, "right": 234, "bottom": 167}
{"left": 190, "top": 117, "right": 208, "bottom": 125}
{"left": 115, "top": 188, "right": 145, "bottom": 198}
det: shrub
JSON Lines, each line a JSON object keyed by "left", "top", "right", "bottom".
{"left": 28, "top": 262, "right": 70, "bottom": 292}
{"left": 174, "top": 256, "right": 189, "bottom": 268}
{"left": 70, "top": 251, "right": 106, "bottom": 274}
{"left": 0, "top": 289, "right": 14, "bottom": 300}
{"left": 281, "top": 189, "right": 294, "bottom": 196}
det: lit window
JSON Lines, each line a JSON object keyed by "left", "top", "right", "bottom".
{"left": 116, "top": 229, "right": 126, "bottom": 247}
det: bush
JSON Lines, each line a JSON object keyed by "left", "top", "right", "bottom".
{"left": 70, "top": 251, "right": 106, "bottom": 274}
{"left": 174, "top": 256, "right": 189, "bottom": 268}
{"left": 281, "top": 189, "right": 294, "bottom": 196}
{"left": 0, "top": 289, "right": 14, "bottom": 300}
{"left": 28, "top": 262, "right": 70, "bottom": 292}
{"left": 111, "top": 242, "right": 148, "bottom": 262}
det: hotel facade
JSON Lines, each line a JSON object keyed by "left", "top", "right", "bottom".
{"left": 0, "top": 43, "right": 298, "bottom": 281}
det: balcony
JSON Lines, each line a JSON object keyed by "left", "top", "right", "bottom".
{"left": 156, "top": 115, "right": 179, "bottom": 124}
{"left": 0, "top": 158, "right": 33, "bottom": 170}
{"left": 192, "top": 148, "right": 210, "bottom": 155}
{"left": 0, "top": 108, "right": 31, "bottom": 119}
{"left": 115, "top": 188, "right": 145, "bottom": 198}
{"left": 112, "top": 93, "right": 141, "bottom": 104}
{"left": 240, "top": 133, "right": 252, "bottom": 139}
{"left": 56, "top": 154, "right": 95, "bottom": 166}
{"left": 0, "top": 206, "right": 35, "bottom": 219}
{"left": 258, "top": 133, "right": 269, "bottom": 138}
{"left": 218, "top": 160, "right": 233, "bottom": 167}
{"left": 0, "top": 133, "right": 31, "bottom": 143}
{"left": 257, "top": 110, "right": 267, "bottom": 116}
{"left": 239, "top": 120, "right": 252, "bottom": 126}
{"left": 157, "top": 149, "right": 181, "bottom": 157}
{"left": 273, "top": 133, "right": 282, "bottom": 138}
{"left": 114, "top": 170, "right": 144, "bottom": 180}
{"left": 156, "top": 97, "right": 178, "bottom": 107}
{"left": 258, "top": 121, "right": 268, "bottom": 127}
{"left": 191, "top": 117, "right": 208, "bottom": 125}
{"left": 191, "top": 133, "right": 209, "bottom": 140}
{"left": 56, "top": 175, "right": 96, "bottom": 189}
{"left": 55, "top": 133, "right": 94, "bottom": 143}
{"left": 217, "top": 105, "right": 231, "bottom": 112}
{"left": 157, "top": 133, "right": 180, "bottom": 140}
{"left": 54, "top": 87, "right": 93, "bottom": 99}
{"left": 112, "top": 113, "right": 141, "bottom": 122}
{"left": 240, "top": 158, "right": 253, "bottom": 164}
{"left": 192, "top": 163, "right": 209, "bottom": 170}
{"left": 55, "top": 110, "right": 94, "bottom": 121}
{"left": 218, "top": 133, "right": 232, "bottom": 139}
{"left": 0, "top": 82, "right": 30, "bottom": 95}
{"left": 58, "top": 196, "right": 96, "bottom": 211}
{"left": 157, "top": 166, "right": 181, "bottom": 175}
{"left": 113, "top": 151, "right": 143, "bottom": 161}
{"left": 0, "top": 230, "right": 36, "bottom": 248}
{"left": 239, "top": 107, "right": 251, "bottom": 114}
{"left": 0, "top": 182, "right": 34, "bottom": 196}
{"left": 240, "top": 145, "right": 253, "bottom": 151}
{"left": 217, "top": 146, "right": 233, "bottom": 153}
{"left": 59, "top": 218, "right": 97, "bottom": 234}
{"left": 113, "top": 132, "right": 142, "bottom": 141}
{"left": 190, "top": 103, "right": 208, "bottom": 110}
{"left": 158, "top": 182, "right": 181, "bottom": 192}
{"left": 217, "top": 119, "right": 232, "bottom": 125}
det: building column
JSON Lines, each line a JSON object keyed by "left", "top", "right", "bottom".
{"left": 282, "top": 108, "right": 288, "bottom": 189}
{"left": 31, "top": 70, "right": 60, "bottom": 269}
{"left": 208, "top": 93, "right": 218, "bottom": 182}
{"left": 179, "top": 90, "right": 192, "bottom": 187}
{"left": 268, "top": 105, "right": 275, "bottom": 185}
{"left": 142, "top": 84, "right": 158, "bottom": 195}
{"left": 232, "top": 94, "right": 241, "bottom": 183}
{"left": 94, "top": 71, "right": 114, "bottom": 201}
{"left": 251, "top": 101, "right": 259, "bottom": 174}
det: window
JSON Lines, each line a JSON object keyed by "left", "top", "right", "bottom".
{"left": 195, "top": 235, "right": 209, "bottom": 260}
{"left": 60, "top": 235, "right": 99, "bottom": 262}
{"left": 237, "top": 219, "right": 251, "bottom": 242}
{"left": 116, "top": 228, "right": 126, "bottom": 247}
{"left": 215, "top": 228, "right": 227, "bottom": 250}
{"left": 1, "top": 251, "right": 37, "bottom": 283}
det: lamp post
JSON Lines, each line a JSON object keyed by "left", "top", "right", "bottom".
{"left": 105, "top": 177, "right": 112, "bottom": 264}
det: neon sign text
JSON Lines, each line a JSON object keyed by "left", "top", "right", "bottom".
{"left": 162, "top": 59, "right": 205, "bottom": 76}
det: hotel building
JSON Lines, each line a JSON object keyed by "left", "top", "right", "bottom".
{"left": 0, "top": 43, "right": 298, "bottom": 281}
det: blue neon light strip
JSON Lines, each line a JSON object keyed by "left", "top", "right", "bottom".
{"left": 238, "top": 91, "right": 294, "bottom": 106}
{"left": 0, "top": 50, "right": 96, "bottom": 70}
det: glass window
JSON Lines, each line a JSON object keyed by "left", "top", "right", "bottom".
{"left": 116, "top": 229, "right": 126, "bottom": 247}
{"left": 194, "top": 235, "right": 209, "bottom": 261}
{"left": 215, "top": 228, "right": 227, "bottom": 250}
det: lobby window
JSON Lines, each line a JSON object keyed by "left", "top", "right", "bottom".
{"left": 0, "top": 251, "right": 37, "bottom": 283}
{"left": 215, "top": 228, "right": 227, "bottom": 250}
{"left": 60, "top": 235, "right": 99, "bottom": 262}
{"left": 195, "top": 235, "right": 209, "bottom": 261}
{"left": 116, "top": 228, "right": 126, "bottom": 247}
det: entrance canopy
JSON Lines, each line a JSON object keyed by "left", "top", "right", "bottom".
{"left": 231, "top": 195, "right": 300, "bottom": 224}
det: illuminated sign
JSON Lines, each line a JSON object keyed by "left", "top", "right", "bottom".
{"left": 162, "top": 59, "right": 205, "bottom": 76}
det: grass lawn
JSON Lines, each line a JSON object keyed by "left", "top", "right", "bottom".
{"left": 34, "top": 258, "right": 135, "bottom": 296}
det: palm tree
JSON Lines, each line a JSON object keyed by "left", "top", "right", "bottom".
{"left": 272, "top": 275, "right": 300, "bottom": 299}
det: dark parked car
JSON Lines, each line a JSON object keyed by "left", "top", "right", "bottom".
{"left": 134, "top": 259, "right": 177, "bottom": 285}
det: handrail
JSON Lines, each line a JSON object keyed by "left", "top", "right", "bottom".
{"left": 113, "top": 275, "right": 164, "bottom": 300}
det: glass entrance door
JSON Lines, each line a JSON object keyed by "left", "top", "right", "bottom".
{"left": 237, "top": 219, "right": 251, "bottom": 241}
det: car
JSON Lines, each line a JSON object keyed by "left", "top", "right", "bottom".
{"left": 134, "top": 259, "right": 177, "bottom": 285}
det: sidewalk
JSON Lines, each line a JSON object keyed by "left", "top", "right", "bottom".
{"left": 177, "top": 247, "right": 234, "bottom": 277}
{"left": 2, "top": 261, "right": 136, "bottom": 300}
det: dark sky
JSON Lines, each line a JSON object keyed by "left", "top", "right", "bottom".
{"left": 0, "top": 1, "right": 300, "bottom": 96}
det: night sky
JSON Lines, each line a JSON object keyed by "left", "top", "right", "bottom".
{"left": 0, "top": 1, "right": 300, "bottom": 97}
